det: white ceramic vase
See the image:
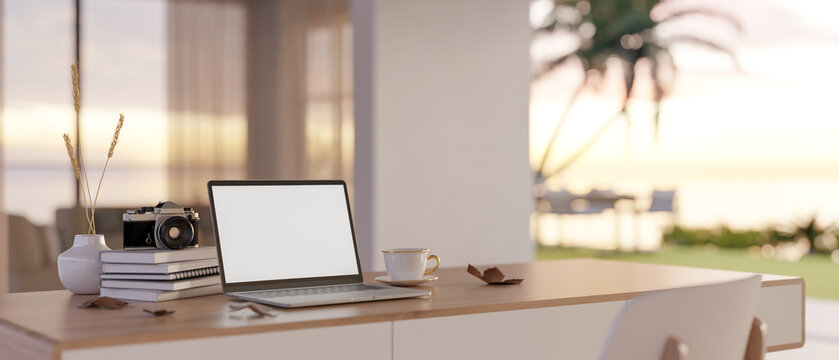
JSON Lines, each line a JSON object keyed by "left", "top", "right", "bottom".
{"left": 57, "top": 234, "right": 111, "bottom": 295}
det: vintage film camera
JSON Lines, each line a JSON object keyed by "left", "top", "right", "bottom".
{"left": 123, "top": 201, "right": 200, "bottom": 249}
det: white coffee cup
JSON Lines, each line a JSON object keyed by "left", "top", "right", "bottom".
{"left": 382, "top": 248, "right": 441, "bottom": 281}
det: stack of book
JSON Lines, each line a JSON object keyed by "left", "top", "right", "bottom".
{"left": 99, "top": 246, "right": 222, "bottom": 302}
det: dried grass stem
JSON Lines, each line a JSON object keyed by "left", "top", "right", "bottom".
{"left": 62, "top": 134, "right": 81, "bottom": 180}
{"left": 91, "top": 114, "right": 125, "bottom": 231}
{"left": 71, "top": 64, "right": 81, "bottom": 114}
{"left": 62, "top": 64, "right": 123, "bottom": 234}
{"left": 62, "top": 133, "right": 93, "bottom": 233}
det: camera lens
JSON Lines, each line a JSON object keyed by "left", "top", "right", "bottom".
{"left": 155, "top": 216, "right": 195, "bottom": 249}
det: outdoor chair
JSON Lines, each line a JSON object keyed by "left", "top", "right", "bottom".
{"left": 649, "top": 189, "right": 676, "bottom": 213}
{"left": 600, "top": 274, "right": 765, "bottom": 360}
{"left": 632, "top": 189, "right": 678, "bottom": 250}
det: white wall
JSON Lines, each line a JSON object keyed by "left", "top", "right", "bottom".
{"left": 353, "top": 0, "right": 533, "bottom": 271}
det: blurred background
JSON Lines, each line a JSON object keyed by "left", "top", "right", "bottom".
{"left": 1, "top": 0, "right": 837, "bottom": 356}
{"left": 531, "top": 0, "right": 839, "bottom": 251}
{"left": 529, "top": 0, "right": 839, "bottom": 299}
{"left": 2, "top": 0, "right": 838, "bottom": 288}
{"left": 1, "top": 0, "right": 838, "bottom": 349}
{"left": 529, "top": 2, "right": 839, "bottom": 357}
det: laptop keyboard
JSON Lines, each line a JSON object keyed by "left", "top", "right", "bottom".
{"left": 247, "top": 284, "right": 387, "bottom": 299}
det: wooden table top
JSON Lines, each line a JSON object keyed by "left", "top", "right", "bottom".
{"left": 0, "top": 259, "right": 802, "bottom": 354}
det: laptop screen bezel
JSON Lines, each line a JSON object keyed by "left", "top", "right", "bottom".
{"left": 207, "top": 179, "right": 364, "bottom": 293}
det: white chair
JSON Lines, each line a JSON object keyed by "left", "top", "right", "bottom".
{"left": 600, "top": 274, "right": 765, "bottom": 360}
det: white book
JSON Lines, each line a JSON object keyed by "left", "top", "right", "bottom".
{"left": 102, "top": 259, "right": 218, "bottom": 274}
{"left": 100, "top": 246, "right": 217, "bottom": 264}
{"left": 101, "top": 267, "right": 219, "bottom": 281}
{"left": 100, "top": 284, "right": 222, "bottom": 302}
{"left": 101, "top": 275, "right": 221, "bottom": 291}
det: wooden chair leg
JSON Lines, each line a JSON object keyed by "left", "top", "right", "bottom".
{"left": 744, "top": 317, "right": 767, "bottom": 360}
{"left": 660, "top": 336, "right": 688, "bottom": 360}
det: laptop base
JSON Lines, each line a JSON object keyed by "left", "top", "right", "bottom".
{"left": 230, "top": 283, "right": 430, "bottom": 308}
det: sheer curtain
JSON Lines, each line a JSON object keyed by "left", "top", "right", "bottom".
{"left": 245, "top": 0, "right": 353, "bottom": 183}
{"left": 167, "top": 0, "right": 352, "bottom": 205}
{"left": 302, "top": 1, "right": 353, "bottom": 181}
{"left": 167, "top": 0, "right": 247, "bottom": 205}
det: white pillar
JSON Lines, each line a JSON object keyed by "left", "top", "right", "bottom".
{"left": 352, "top": 0, "right": 534, "bottom": 271}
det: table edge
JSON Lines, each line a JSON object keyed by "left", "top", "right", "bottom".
{"left": 46, "top": 276, "right": 804, "bottom": 354}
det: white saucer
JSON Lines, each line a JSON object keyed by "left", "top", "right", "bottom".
{"left": 375, "top": 274, "right": 438, "bottom": 286}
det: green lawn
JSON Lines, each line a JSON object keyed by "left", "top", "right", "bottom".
{"left": 538, "top": 245, "right": 839, "bottom": 299}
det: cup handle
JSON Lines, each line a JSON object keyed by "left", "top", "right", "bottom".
{"left": 424, "top": 255, "right": 441, "bottom": 276}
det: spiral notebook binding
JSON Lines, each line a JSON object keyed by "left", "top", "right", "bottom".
{"left": 170, "top": 266, "right": 220, "bottom": 280}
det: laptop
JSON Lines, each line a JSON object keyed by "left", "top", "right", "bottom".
{"left": 207, "top": 180, "right": 430, "bottom": 308}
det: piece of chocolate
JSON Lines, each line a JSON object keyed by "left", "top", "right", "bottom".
{"left": 466, "top": 264, "right": 524, "bottom": 285}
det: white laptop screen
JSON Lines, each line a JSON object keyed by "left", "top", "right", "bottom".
{"left": 210, "top": 184, "right": 360, "bottom": 284}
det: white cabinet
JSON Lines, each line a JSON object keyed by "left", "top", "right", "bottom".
{"left": 62, "top": 322, "right": 392, "bottom": 360}
{"left": 59, "top": 284, "right": 804, "bottom": 359}
{"left": 757, "top": 283, "right": 804, "bottom": 350}
{"left": 393, "top": 301, "right": 626, "bottom": 360}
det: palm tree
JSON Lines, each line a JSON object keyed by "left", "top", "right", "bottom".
{"left": 532, "top": 0, "right": 742, "bottom": 183}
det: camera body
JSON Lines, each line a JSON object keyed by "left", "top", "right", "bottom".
{"left": 123, "top": 201, "right": 200, "bottom": 250}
